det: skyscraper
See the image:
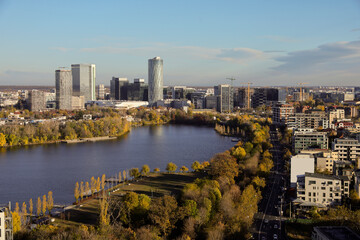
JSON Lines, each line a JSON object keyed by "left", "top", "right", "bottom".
{"left": 71, "top": 64, "right": 96, "bottom": 102}
{"left": 110, "top": 77, "right": 129, "bottom": 100}
{"left": 55, "top": 69, "right": 72, "bottom": 110}
{"left": 148, "top": 57, "right": 163, "bottom": 105}
{"left": 215, "top": 84, "right": 233, "bottom": 113}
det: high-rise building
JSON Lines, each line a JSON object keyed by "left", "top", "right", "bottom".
{"left": 71, "top": 64, "right": 96, "bottom": 102}
{"left": 28, "top": 90, "right": 46, "bottom": 112}
{"left": 127, "top": 78, "right": 148, "bottom": 101}
{"left": 96, "top": 84, "right": 105, "bottom": 100}
{"left": 55, "top": 69, "right": 72, "bottom": 110}
{"left": 110, "top": 77, "right": 129, "bottom": 100}
{"left": 215, "top": 84, "right": 233, "bottom": 113}
{"left": 148, "top": 57, "right": 163, "bottom": 104}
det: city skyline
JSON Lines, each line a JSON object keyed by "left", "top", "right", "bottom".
{"left": 0, "top": 1, "right": 359, "bottom": 86}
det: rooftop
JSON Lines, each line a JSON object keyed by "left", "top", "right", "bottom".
{"left": 313, "top": 226, "right": 360, "bottom": 240}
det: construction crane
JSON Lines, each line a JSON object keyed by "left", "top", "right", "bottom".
{"left": 298, "top": 82, "right": 309, "bottom": 101}
{"left": 240, "top": 82, "right": 253, "bottom": 109}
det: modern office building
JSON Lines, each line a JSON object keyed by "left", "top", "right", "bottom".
{"left": 127, "top": 78, "right": 148, "bottom": 101}
{"left": 148, "top": 57, "right": 163, "bottom": 105}
{"left": 293, "top": 131, "right": 328, "bottom": 153}
{"left": 71, "top": 64, "right": 96, "bottom": 102}
{"left": 215, "top": 84, "right": 233, "bottom": 112}
{"left": 55, "top": 69, "right": 72, "bottom": 110}
{"left": 28, "top": 90, "right": 46, "bottom": 112}
{"left": 297, "top": 172, "right": 350, "bottom": 207}
{"left": 110, "top": 77, "right": 129, "bottom": 100}
{"left": 312, "top": 226, "right": 360, "bottom": 240}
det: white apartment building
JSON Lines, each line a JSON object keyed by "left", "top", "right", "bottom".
{"left": 293, "top": 131, "right": 329, "bottom": 153}
{"left": 332, "top": 138, "right": 360, "bottom": 162}
{"left": 329, "top": 109, "right": 345, "bottom": 129}
{"left": 300, "top": 149, "right": 339, "bottom": 173}
{"left": 272, "top": 103, "right": 295, "bottom": 125}
{"left": 297, "top": 172, "right": 350, "bottom": 207}
{"left": 0, "top": 204, "right": 12, "bottom": 240}
{"left": 290, "top": 154, "right": 315, "bottom": 187}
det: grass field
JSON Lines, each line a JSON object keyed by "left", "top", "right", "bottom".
{"left": 53, "top": 171, "right": 206, "bottom": 227}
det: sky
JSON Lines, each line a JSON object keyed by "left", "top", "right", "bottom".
{"left": 0, "top": 0, "right": 359, "bottom": 87}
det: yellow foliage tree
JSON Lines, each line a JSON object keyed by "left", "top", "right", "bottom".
{"left": 74, "top": 182, "right": 80, "bottom": 203}
{"left": 21, "top": 202, "right": 27, "bottom": 226}
{"left": 101, "top": 174, "right": 106, "bottom": 190}
{"left": 90, "top": 176, "right": 96, "bottom": 195}
{"left": 47, "top": 191, "right": 54, "bottom": 215}
{"left": 96, "top": 177, "right": 101, "bottom": 193}
{"left": 12, "top": 211, "right": 21, "bottom": 233}
{"left": 80, "top": 181, "right": 84, "bottom": 200}
{"left": 29, "top": 198, "right": 33, "bottom": 216}
{"left": 37, "top": 197, "right": 41, "bottom": 216}
{"left": 0, "top": 133, "right": 6, "bottom": 147}
{"left": 42, "top": 195, "right": 47, "bottom": 216}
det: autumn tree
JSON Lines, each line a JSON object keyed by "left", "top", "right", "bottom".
{"left": 148, "top": 195, "right": 179, "bottom": 236}
{"left": 154, "top": 168, "right": 160, "bottom": 173}
{"left": 96, "top": 177, "right": 101, "bottom": 193}
{"left": 90, "top": 176, "right": 96, "bottom": 195}
{"left": 191, "top": 161, "right": 201, "bottom": 171}
{"left": 21, "top": 202, "right": 27, "bottom": 226}
{"left": 166, "top": 162, "right": 177, "bottom": 173}
{"left": 99, "top": 193, "right": 110, "bottom": 228}
{"left": 42, "top": 195, "right": 47, "bottom": 216}
{"left": 123, "top": 170, "right": 127, "bottom": 181}
{"left": 85, "top": 182, "right": 90, "bottom": 196}
{"left": 12, "top": 211, "right": 21, "bottom": 233}
{"left": 74, "top": 182, "right": 80, "bottom": 203}
{"left": 101, "top": 174, "right": 106, "bottom": 190}
{"left": 209, "top": 152, "right": 239, "bottom": 184}
{"left": 37, "top": 197, "right": 41, "bottom": 216}
{"left": 180, "top": 166, "right": 189, "bottom": 173}
{"left": 0, "top": 133, "right": 6, "bottom": 147}
{"left": 232, "top": 146, "right": 246, "bottom": 160}
{"left": 47, "top": 191, "right": 54, "bottom": 215}
{"left": 141, "top": 164, "right": 150, "bottom": 176}
{"left": 29, "top": 198, "right": 33, "bottom": 216}
{"left": 130, "top": 168, "right": 140, "bottom": 178}
{"left": 80, "top": 181, "right": 84, "bottom": 201}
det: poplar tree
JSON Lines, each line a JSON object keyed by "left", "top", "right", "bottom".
{"left": 74, "top": 182, "right": 80, "bottom": 203}
{"left": 80, "top": 181, "right": 84, "bottom": 200}
{"left": 99, "top": 193, "right": 109, "bottom": 228}
{"left": 96, "top": 177, "right": 101, "bottom": 193}
{"left": 21, "top": 202, "right": 27, "bottom": 226}
{"left": 118, "top": 171, "right": 122, "bottom": 183}
{"left": 47, "top": 191, "right": 54, "bottom": 215}
{"left": 42, "top": 195, "right": 47, "bottom": 216}
{"left": 29, "top": 198, "right": 33, "bottom": 216}
{"left": 123, "top": 170, "right": 127, "bottom": 181}
{"left": 90, "top": 176, "right": 96, "bottom": 195}
{"left": 101, "top": 174, "right": 106, "bottom": 190}
{"left": 37, "top": 197, "right": 41, "bottom": 216}
{"left": 85, "top": 182, "right": 90, "bottom": 197}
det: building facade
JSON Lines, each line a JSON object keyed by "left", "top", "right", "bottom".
{"left": 96, "top": 84, "right": 105, "bottom": 100}
{"left": 0, "top": 203, "right": 13, "bottom": 240}
{"left": 148, "top": 57, "right": 163, "bottom": 105}
{"left": 272, "top": 103, "right": 295, "bottom": 124}
{"left": 293, "top": 131, "right": 328, "bottom": 153}
{"left": 332, "top": 138, "right": 360, "bottom": 162}
{"left": 290, "top": 154, "right": 315, "bottom": 187}
{"left": 297, "top": 172, "right": 350, "bottom": 207}
{"left": 55, "top": 69, "right": 72, "bottom": 110}
{"left": 71, "top": 64, "right": 96, "bottom": 102}
{"left": 28, "top": 90, "right": 46, "bottom": 112}
{"left": 215, "top": 84, "right": 233, "bottom": 113}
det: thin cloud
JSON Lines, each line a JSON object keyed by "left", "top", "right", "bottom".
{"left": 351, "top": 28, "right": 360, "bottom": 32}
{"left": 262, "top": 35, "right": 299, "bottom": 43}
{"left": 50, "top": 47, "right": 73, "bottom": 52}
{"left": 216, "top": 48, "right": 264, "bottom": 63}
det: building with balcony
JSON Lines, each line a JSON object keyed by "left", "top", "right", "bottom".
{"left": 332, "top": 138, "right": 360, "bottom": 162}
{"left": 293, "top": 131, "right": 328, "bottom": 153}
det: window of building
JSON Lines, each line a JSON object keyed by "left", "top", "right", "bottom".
{"left": 309, "top": 180, "right": 316, "bottom": 185}
{"left": 328, "top": 181, "right": 333, "bottom": 185}
{"left": 323, "top": 193, "right": 326, "bottom": 197}
{"left": 313, "top": 192, "right": 316, "bottom": 197}
{"left": 309, "top": 192, "right": 311, "bottom": 196}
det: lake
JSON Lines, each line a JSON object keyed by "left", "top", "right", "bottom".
{"left": 0, "top": 124, "right": 234, "bottom": 205}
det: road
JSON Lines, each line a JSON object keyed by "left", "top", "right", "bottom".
{"left": 253, "top": 125, "right": 288, "bottom": 240}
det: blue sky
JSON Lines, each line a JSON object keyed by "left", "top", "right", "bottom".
{"left": 0, "top": 0, "right": 359, "bottom": 86}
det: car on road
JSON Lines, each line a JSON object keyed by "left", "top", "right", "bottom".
{"left": 261, "top": 236, "right": 266, "bottom": 240}
{"left": 273, "top": 234, "right": 278, "bottom": 240}
{"left": 264, "top": 219, "right": 269, "bottom": 224}
{"left": 274, "top": 224, "right": 278, "bottom": 229}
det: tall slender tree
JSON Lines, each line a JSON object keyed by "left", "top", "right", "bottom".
{"left": 74, "top": 182, "right": 80, "bottom": 203}
{"left": 96, "top": 177, "right": 101, "bottom": 193}
{"left": 21, "top": 202, "right": 27, "bottom": 226}
{"left": 101, "top": 174, "right": 106, "bottom": 190}
{"left": 85, "top": 182, "right": 90, "bottom": 197}
{"left": 90, "top": 176, "right": 96, "bottom": 195}
{"left": 42, "top": 195, "right": 47, "bottom": 216}
{"left": 123, "top": 170, "right": 127, "bottom": 181}
{"left": 29, "top": 198, "right": 33, "bottom": 216}
{"left": 36, "top": 197, "right": 41, "bottom": 216}
{"left": 80, "top": 181, "right": 84, "bottom": 200}
{"left": 47, "top": 191, "right": 54, "bottom": 215}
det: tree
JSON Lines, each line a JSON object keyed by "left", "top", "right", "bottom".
{"left": 37, "top": 197, "right": 41, "bottom": 216}
{"left": 80, "top": 181, "right": 84, "bottom": 200}
{"left": 209, "top": 152, "right": 239, "bottom": 184}
{"left": 148, "top": 195, "right": 179, "bottom": 236}
{"left": 130, "top": 168, "right": 141, "bottom": 178}
{"left": 29, "top": 198, "right": 33, "bottom": 216}
{"left": 47, "top": 191, "right": 54, "bottom": 215}
{"left": 166, "top": 162, "right": 177, "bottom": 173}
{"left": 21, "top": 202, "right": 27, "bottom": 226}
{"left": 85, "top": 182, "right": 90, "bottom": 196}
{"left": 96, "top": 177, "right": 101, "bottom": 193}
{"left": 12, "top": 211, "right": 21, "bottom": 233}
{"left": 118, "top": 171, "right": 122, "bottom": 183}
{"left": 42, "top": 195, "right": 47, "bottom": 216}
{"left": 141, "top": 164, "right": 150, "bottom": 176}
{"left": 123, "top": 170, "right": 127, "bottom": 181}
{"left": 154, "top": 168, "right": 160, "bottom": 173}
{"left": 99, "top": 193, "right": 110, "bottom": 228}
{"left": 180, "top": 166, "right": 189, "bottom": 173}
{"left": 232, "top": 146, "right": 246, "bottom": 160}
{"left": 191, "top": 161, "right": 201, "bottom": 171}
{"left": 101, "top": 174, "right": 106, "bottom": 190}
{"left": 91, "top": 176, "right": 96, "bottom": 195}
{"left": 0, "top": 133, "right": 6, "bottom": 147}
{"left": 74, "top": 182, "right": 80, "bottom": 203}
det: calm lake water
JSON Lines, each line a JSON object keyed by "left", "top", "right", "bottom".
{"left": 0, "top": 125, "right": 234, "bottom": 205}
